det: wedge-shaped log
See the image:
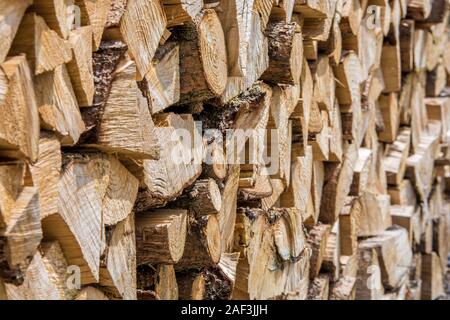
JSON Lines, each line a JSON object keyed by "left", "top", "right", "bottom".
{"left": 75, "top": 0, "right": 112, "bottom": 50}
{"left": 35, "top": 64, "right": 85, "bottom": 146}
{"left": 67, "top": 26, "right": 94, "bottom": 106}
{"left": 42, "top": 153, "right": 108, "bottom": 284}
{"left": 140, "top": 43, "right": 180, "bottom": 114}
{"left": 102, "top": 157, "right": 139, "bottom": 227}
{"left": 307, "top": 223, "right": 331, "bottom": 279}
{"left": 0, "top": 56, "right": 40, "bottom": 162}
{"left": 350, "top": 148, "right": 373, "bottom": 196}
{"left": 383, "top": 127, "right": 411, "bottom": 186}
{"left": 339, "top": 197, "right": 361, "bottom": 256}
{"left": 10, "top": 13, "right": 72, "bottom": 75}
{"left": 119, "top": 0, "right": 166, "bottom": 79}
{"left": 0, "top": 163, "right": 42, "bottom": 285}
{"left": 378, "top": 93, "right": 399, "bottom": 143}
{"left": 280, "top": 146, "right": 313, "bottom": 224}
{"left": 131, "top": 113, "right": 202, "bottom": 210}
{"left": 32, "top": 0, "right": 75, "bottom": 39}
{"left": 312, "top": 55, "right": 335, "bottom": 114}
{"left": 232, "top": 207, "right": 310, "bottom": 300}
{"left": 162, "top": 0, "right": 203, "bottom": 27}
{"left": 358, "top": 191, "right": 392, "bottom": 237}
{"left": 3, "top": 243, "right": 71, "bottom": 300}
{"left": 82, "top": 49, "right": 160, "bottom": 159}
{"left": 100, "top": 214, "right": 136, "bottom": 300}
{"left": 319, "top": 143, "right": 357, "bottom": 224}
{"left": 359, "top": 227, "right": 412, "bottom": 290}
{"left": 29, "top": 132, "right": 61, "bottom": 220}
{"left": 0, "top": 0, "right": 32, "bottom": 64}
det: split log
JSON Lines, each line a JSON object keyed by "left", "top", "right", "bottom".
{"left": 383, "top": 127, "right": 412, "bottom": 186}
{"left": 82, "top": 50, "right": 160, "bottom": 159}
{"left": 172, "top": 179, "right": 222, "bottom": 217}
{"left": 358, "top": 191, "right": 392, "bottom": 237}
{"left": 0, "top": 0, "right": 32, "bottom": 63}
{"left": 269, "top": 0, "right": 294, "bottom": 22}
{"left": 359, "top": 226, "right": 413, "bottom": 289}
{"left": 261, "top": 21, "right": 303, "bottom": 85}
{"left": 75, "top": 0, "right": 112, "bottom": 50}
{"left": 308, "top": 110, "right": 329, "bottom": 161}
{"left": 307, "top": 223, "right": 331, "bottom": 279}
{"left": 215, "top": 0, "right": 260, "bottom": 77}
{"left": 388, "top": 179, "right": 417, "bottom": 207}
{"left": 378, "top": 93, "right": 399, "bottom": 142}
{"left": 219, "top": 9, "right": 269, "bottom": 103}
{"left": 390, "top": 205, "right": 417, "bottom": 246}
{"left": 312, "top": 55, "right": 335, "bottom": 114}
{"left": 132, "top": 113, "right": 202, "bottom": 210}
{"left": 232, "top": 207, "right": 310, "bottom": 300}
{"left": 334, "top": 51, "right": 362, "bottom": 111}
{"left": 0, "top": 55, "right": 40, "bottom": 162}
{"left": 311, "top": 160, "right": 324, "bottom": 224}
{"left": 432, "top": 215, "right": 449, "bottom": 273}
{"left": 319, "top": 143, "right": 357, "bottom": 224}
{"left": 137, "top": 264, "right": 178, "bottom": 300}
{"left": 350, "top": 148, "right": 373, "bottom": 196}
{"left": 10, "top": 13, "right": 72, "bottom": 75}
{"left": 176, "top": 214, "right": 222, "bottom": 269}
{"left": 177, "top": 270, "right": 205, "bottom": 300}
{"left": 100, "top": 214, "right": 136, "bottom": 300}
{"left": 162, "top": 0, "right": 203, "bottom": 28}
{"left": 0, "top": 163, "right": 42, "bottom": 285}
{"left": 400, "top": 19, "right": 415, "bottom": 73}
{"left": 29, "top": 132, "right": 61, "bottom": 219}
{"left": 339, "top": 197, "right": 361, "bottom": 256}
{"left": 406, "top": 129, "right": 440, "bottom": 201}
{"left": 356, "top": 245, "right": 384, "bottom": 300}
{"left": 102, "top": 156, "right": 139, "bottom": 227}
{"left": 321, "top": 223, "right": 340, "bottom": 281}
{"left": 139, "top": 43, "right": 180, "bottom": 114}
{"left": 218, "top": 165, "right": 240, "bottom": 253}
{"left": 42, "top": 153, "right": 109, "bottom": 284}
{"left": 426, "top": 98, "right": 450, "bottom": 143}
{"left": 3, "top": 244, "right": 69, "bottom": 300}
{"left": 421, "top": 252, "right": 444, "bottom": 300}
{"left": 295, "top": 0, "right": 335, "bottom": 41}
{"left": 32, "top": 0, "right": 76, "bottom": 39}
{"left": 34, "top": 63, "right": 85, "bottom": 146}
{"left": 67, "top": 26, "right": 94, "bottom": 107}
{"left": 407, "top": 0, "right": 432, "bottom": 21}
{"left": 135, "top": 209, "right": 187, "bottom": 265}
{"left": 118, "top": 0, "right": 167, "bottom": 79}
{"left": 280, "top": 146, "right": 313, "bottom": 224}
{"left": 172, "top": 9, "right": 228, "bottom": 104}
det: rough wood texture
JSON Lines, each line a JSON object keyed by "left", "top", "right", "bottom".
{"left": 1, "top": 0, "right": 450, "bottom": 301}
{"left": 135, "top": 209, "right": 187, "bottom": 265}
{"left": 0, "top": 55, "right": 40, "bottom": 162}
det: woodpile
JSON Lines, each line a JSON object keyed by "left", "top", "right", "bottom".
{"left": 0, "top": 0, "right": 450, "bottom": 301}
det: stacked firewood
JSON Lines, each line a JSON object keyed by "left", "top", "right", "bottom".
{"left": 0, "top": 0, "right": 449, "bottom": 300}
